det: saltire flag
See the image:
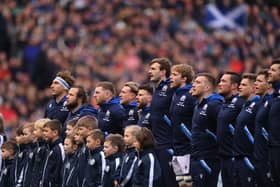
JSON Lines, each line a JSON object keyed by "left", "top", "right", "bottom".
{"left": 204, "top": 3, "right": 247, "bottom": 33}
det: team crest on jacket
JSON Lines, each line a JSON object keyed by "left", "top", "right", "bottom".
{"left": 199, "top": 104, "right": 208, "bottom": 116}
{"left": 88, "top": 158, "right": 95, "bottom": 165}
{"left": 159, "top": 85, "right": 168, "bottom": 96}
{"left": 103, "top": 110, "right": 111, "bottom": 121}
{"left": 66, "top": 162, "right": 70, "bottom": 169}
{"left": 246, "top": 102, "right": 255, "bottom": 114}
{"left": 264, "top": 101, "right": 269, "bottom": 108}
{"left": 82, "top": 146, "right": 86, "bottom": 154}
{"left": 228, "top": 97, "right": 237, "bottom": 108}
{"left": 249, "top": 102, "right": 255, "bottom": 108}
{"left": 72, "top": 115, "right": 80, "bottom": 121}
{"left": 145, "top": 113, "right": 150, "bottom": 119}
{"left": 177, "top": 95, "right": 186, "bottom": 107}
{"left": 60, "top": 101, "right": 69, "bottom": 111}
{"left": 105, "top": 165, "right": 110, "bottom": 172}
{"left": 3, "top": 168, "right": 7, "bottom": 175}
{"left": 18, "top": 152, "right": 23, "bottom": 158}
{"left": 60, "top": 106, "right": 69, "bottom": 112}
{"left": 266, "top": 172, "right": 271, "bottom": 178}
{"left": 125, "top": 156, "right": 130, "bottom": 163}
{"left": 142, "top": 113, "right": 150, "bottom": 124}
{"left": 137, "top": 160, "right": 142, "bottom": 166}
{"left": 247, "top": 177, "right": 252, "bottom": 182}
{"left": 29, "top": 152, "right": 34, "bottom": 159}
{"left": 128, "top": 109, "right": 135, "bottom": 120}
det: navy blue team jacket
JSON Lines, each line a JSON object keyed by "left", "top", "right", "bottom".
{"left": 61, "top": 152, "right": 79, "bottom": 187}
{"left": 65, "top": 104, "right": 97, "bottom": 122}
{"left": 122, "top": 101, "right": 139, "bottom": 127}
{"left": 14, "top": 144, "right": 30, "bottom": 186}
{"left": 132, "top": 149, "right": 161, "bottom": 187}
{"left": 119, "top": 147, "right": 138, "bottom": 187}
{"left": 169, "top": 84, "right": 196, "bottom": 156}
{"left": 30, "top": 140, "right": 49, "bottom": 187}
{"left": 217, "top": 95, "right": 245, "bottom": 157}
{"left": 103, "top": 152, "right": 123, "bottom": 187}
{"left": 45, "top": 96, "right": 69, "bottom": 124}
{"left": 233, "top": 96, "right": 261, "bottom": 158}
{"left": 40, "top": 138, "right": 65, "bottom": 187}
{"left": 0, "top": 158, "right": 15, "bottom": 187}
{"left": 254, "top": 93, "right": 273, "bottom": 161}
{"left": 82, "top": 146, "right": 106, "bottom": 187}
{"left": 98, "top": 97, "right": 126, "bottom": 135}
{"left": 191, "top": 93, "right": 223, "bottom": 160}
{"left": 137, "top": 107, "right": 151, "bottom": 129}
{"left": 22, "top": 143, "right": 36, "bottom": 187}
{"left": 75, "top": 143, "right": 88, "bottom": 186}
{"left": 268, "top": 82, "right": 280, "bottom": 147}
{"left": 150, "top": 78, "right": 174, "bottom": 149}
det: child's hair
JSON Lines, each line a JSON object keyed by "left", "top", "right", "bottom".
{"left": 73, "top": 126, "right": 83, "bottom": 144}
{"left": 34, "top": 118, "right": 51, "bottom": 129}
{"left": 88, "top": 129, "right": 104, "bottom": 145}
{"left": 76, "top": 115, "right": 98, "bottom": 130}
{"left": 72, "top": 125, "right": 78, "bottom": 134}
{"left": 2, "top": 140, "right": 16, "bottom": 155}
{"left": 44, "top": 119, "right": 62, "bottom": 136}
{"left": 125, "top": 125, "right": 141, "bottom": 137}
{"left": 135, "top": 127, "right": 155, "bottom": 150}
{"left": 16, "top": 125, "right": 24, "bottom": 136}
{"left": 67, "top": 118, "right": 78, "bottom": 128}
{"left": 105, "top": 134, "right": 125, "bottom": 153}
{"left": 23, "top": 122, "right": 34, "bottom": 132}
{"left": 65, "top": 135, "right": 77, "bottom": 146}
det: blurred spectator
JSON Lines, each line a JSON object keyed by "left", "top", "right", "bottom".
{"left": 0, "top": 12, "right": 10, "bottom": 57}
